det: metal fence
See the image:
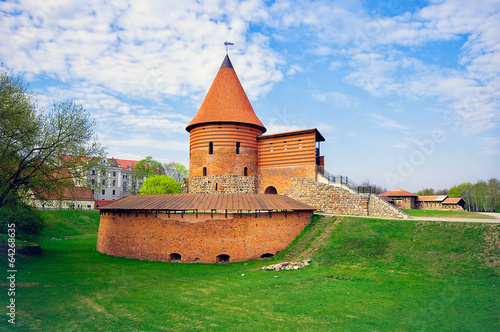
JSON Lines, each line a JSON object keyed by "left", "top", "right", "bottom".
{"left": 317, "top": 166, "right": 377, "bottom": 194}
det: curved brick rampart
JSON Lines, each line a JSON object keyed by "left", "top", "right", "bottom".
{"left": 97, "top": 210, "right": 312, "bottom": 263}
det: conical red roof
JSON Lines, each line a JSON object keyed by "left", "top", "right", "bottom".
{"left": 186, "top": 55, "right": 266, "bottom": 133}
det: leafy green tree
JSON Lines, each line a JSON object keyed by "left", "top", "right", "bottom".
{"left": 0, "top": 199, "right": 44, "bottom": 241}
{"left": 164, "top": 162, "right": 188, "bottom": 190}
{"left": 416, "top": 188, "right": 435, "bottom": 196}
{"left": 486, "top": 178, "right": 500, "bottom": 211}
{"left": 135, "top": 156, "right": 164, "bottom": 179}
{"left": 139, "top": 175, "right": 181, "bottom": 195}
{"left": 0, "top": 68, "right": 105, "bottom": 208}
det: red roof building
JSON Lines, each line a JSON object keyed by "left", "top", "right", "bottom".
{"left": 380, "top": 189, "right": 466, "bottom": 211}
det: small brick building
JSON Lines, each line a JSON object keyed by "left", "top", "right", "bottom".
{"left": 379, "top": 188, "right": 466, "bottom": 211}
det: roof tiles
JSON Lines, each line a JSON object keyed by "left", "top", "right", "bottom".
{"left": 379, "top": 188, "right": 417, "bottom": 197}
{"left": 99, "top": 193, "right": 315, "bottom": 212}
{"left": 186, "top": 55, "right": 266, "bottom": 133}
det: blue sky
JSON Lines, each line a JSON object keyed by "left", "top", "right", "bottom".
{"left": 1, "top": 0, "right": 499, "bottom": 192}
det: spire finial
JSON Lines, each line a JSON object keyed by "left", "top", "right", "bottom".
{"left": 224, "top": 41, "right": 234, "bottom": 54}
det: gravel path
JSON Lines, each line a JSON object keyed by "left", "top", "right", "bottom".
{"left": 409, "top": 212, "right": 500, "bottom": 223}
{"left": 320, "top": 213, "right": 500, "bottom": 223}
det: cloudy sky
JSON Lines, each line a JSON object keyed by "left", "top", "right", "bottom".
{"left": 1, "top": 0, "right": 499, "bottom": 192}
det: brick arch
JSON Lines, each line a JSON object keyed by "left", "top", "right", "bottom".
{"left": 264, "top": 186, "right": 278, "bottom": 194}
{"left": 216, "top": 254, "right": 230, "bottom": 263}
{"left": 168, "top": 253, "right": 181, "bottom": 261}
{"left": 260, "top": 253, "right": 274, "bottom": 259}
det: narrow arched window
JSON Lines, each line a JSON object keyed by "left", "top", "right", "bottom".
{"left": 203, "top": 167, "right": 207, "bottom": 176}
{"left": 236, "top": 142, "right": 240, "bottom": 154}
{"left": 244, "top": 167, "right": 248, "bottom": 176}
{"left": 209, "top": 142, "right": 213, "bottom": 154}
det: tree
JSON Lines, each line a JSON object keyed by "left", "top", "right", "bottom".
{"left": 0, "top": 69, "right": 106, "bottom": 208}
{"left": 139, "top": 175, "right": 181, "bottom": 195}
{"left": 135, "top": 156, "right": 164, "bottom": 179}
{"left": 164, "top": 162, "right": 188, "bottom": 190}
{"left": 0, "top": 199, "right": 44, "bottom": 241}
{"left": 416, "top": 188, "right": 435, "bottom": 196}
{"left": 486, "top": 178, "right": 500, "bottom": 211}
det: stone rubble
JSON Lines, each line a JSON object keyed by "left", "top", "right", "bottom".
{"left": 262, "top": 259, "right": 312, "bottom": 271}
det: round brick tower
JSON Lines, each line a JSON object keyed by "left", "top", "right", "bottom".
{"left": 186, "top": 55, "right": 266, "bottom": 193}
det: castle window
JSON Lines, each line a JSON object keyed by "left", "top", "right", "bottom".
{"left": 209, "top": 142, "right": 213, "bottom": 154}
{"left": 112, "top": 190, "right": 115, "bottom": 195}
{"left": 284, "top": 141, "right": 287, "bottom": 150}
{"left": 244, "top": 167, "right": 248, "bottom": 176}
{"left": 102, "top": 189, "right": 105, "bottom": 195}
{"left": 236, "top": 142, "right": 240, "bottom": 154}
{"left": 215, "top": 183, "right": 218, "bottom": 191}
{"left": 203, "top": 167, "right": 207, "bottom": 176}
{"left": 270, "top": 143, "right": 273, "bottom": 152}
{"left": 298, "top": 139, "right": 302, "bottom": 149}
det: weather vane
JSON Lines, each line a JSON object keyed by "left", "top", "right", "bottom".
{"left": 224, "top": 41, "right": 234, "bottom": 54}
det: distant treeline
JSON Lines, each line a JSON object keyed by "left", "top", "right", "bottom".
{"left": 418, "top": 178, "right": 499, "bottom": 212}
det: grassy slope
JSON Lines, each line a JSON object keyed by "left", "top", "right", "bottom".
{"left": 40, "top": 209, "right": 100, "bottom": 238}
{"left": 1, "top": 211, "right": 499, "bottom": 331}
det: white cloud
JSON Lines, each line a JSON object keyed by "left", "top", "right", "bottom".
{"left": 477, "top": 137, "right": 500, "bottom": 155}
{"left": 0, "top": 0, "right": 283, "bottom": 102}
{"left": 312, "top": 91, "right": 357, "bottom": 108}
{"left": 369, "top": 113, "right": 409, "bottom": 131}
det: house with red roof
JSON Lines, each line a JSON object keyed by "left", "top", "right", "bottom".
{"left": 379, "top": 188, "right": 418, "bottom": 209}
{"left": 380, "top": 189, "right": 466, "bottom": 211}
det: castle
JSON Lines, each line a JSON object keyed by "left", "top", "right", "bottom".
{"left": 96, "top": 54, "right": 406, "bottom": 263}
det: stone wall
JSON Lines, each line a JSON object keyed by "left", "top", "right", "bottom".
{"left": 287, "top": 178, "right": 408, "bottom": 219}
{"left": 96, "top": 210, "right": 312, "bottom": 263}
{"left": 189, "top": 175, "right": 258, "bottom": 193}
{"left": 367, "top": 194, "right": 409, "bottom": 219}
{"left": 415, "top": 201, "right": 465, "bottom": 211}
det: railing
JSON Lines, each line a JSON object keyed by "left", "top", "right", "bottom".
{"left": 317, "top": 166, "right": 377, "bottom": 194}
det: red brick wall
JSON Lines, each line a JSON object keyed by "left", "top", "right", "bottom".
{"left": 189, "top": 123, "right": 261, "bottom": 179}
{"left": 258, "top": 165, "right": 317, "bottom": 194}
{"left": 96, "top": 210, "right": 311, "bottom": 263}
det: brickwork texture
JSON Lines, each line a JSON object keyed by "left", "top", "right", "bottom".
{"left": 97, "top": 210, "right": 311, "bottom": 263}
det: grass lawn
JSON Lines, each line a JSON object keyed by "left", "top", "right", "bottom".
{"left": 1, "top": 211, "right": 499, "bottom": 331}
{"left": 402, "top": 209, "right": 496, "bottom": 219}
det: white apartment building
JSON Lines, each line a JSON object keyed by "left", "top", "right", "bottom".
{"left": 88, "top": 158, "right": 145, "bottom": 202}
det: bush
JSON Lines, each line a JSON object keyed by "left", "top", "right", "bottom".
{"left": 0, "top": 200, "right": 45, "bottom": 241}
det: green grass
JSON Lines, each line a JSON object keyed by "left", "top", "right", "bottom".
{"left": 402, "top": 208, "right": 495, "bottom": 219}
{"left": 0, "top": 211, "right": 499, "bottom": 331}
{"left": 40, "top": 209, "right": 100, "bottom": 238}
